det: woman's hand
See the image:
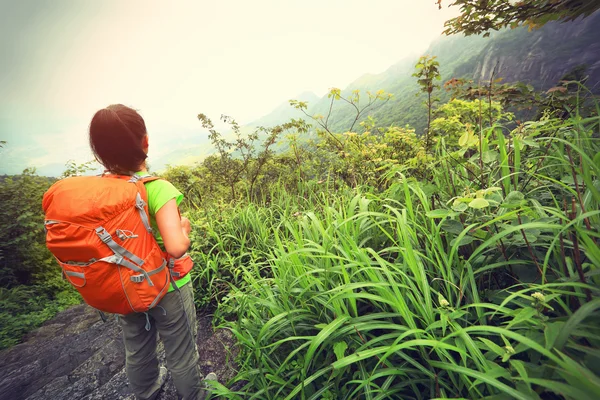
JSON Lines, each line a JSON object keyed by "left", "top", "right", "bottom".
{"left": 180, "top": 216, "right": 191, "bottom": 236}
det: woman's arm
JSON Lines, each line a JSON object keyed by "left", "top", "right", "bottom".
{"left": 155, "top": 199, "right": 190, "bottom": 258}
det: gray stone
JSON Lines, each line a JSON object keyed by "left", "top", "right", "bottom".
{"left": 0, "top": 304, "right": 238, "bottom": 400}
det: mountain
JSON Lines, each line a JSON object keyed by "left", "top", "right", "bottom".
{"left": 255, "top": 12, "right": 600, "bottom": 134}
{"left": 248, "top": 91, "right": 319, "bottom": 127}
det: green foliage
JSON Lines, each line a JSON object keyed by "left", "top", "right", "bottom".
{"left": 440, "top": 0, "right": 600, "bottom": 36}
{"left": 0, "top": 166, "right": 81, "bottom": 349}
{"left": 200, "top": 105, "right": 600, "bottom": 399}
{"left": 182, "top": 54, "right": 600, "bottom": 397}
{"left": 0, "top": 169, "right": 55, "bottom": 287}
{"left": 290, "top": 88, "right": 393, "bottom": 150}
{"left": 431, "top": 99, "right": 513, "bottom": 148}
{"left": 61, "top": 159, "right": 97, "bottom": 178}
{"left": 0, "top": 281, "right": 80, "bottom": 349}
{"left": 196, "top": 114, "right": 307, "bottom": 201}
{"left": 413, "top": 55, "right": 441, "bottom": 151}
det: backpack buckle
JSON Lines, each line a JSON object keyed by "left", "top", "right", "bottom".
{"left": 95, "top": 227, "right": 112, "bottom": 243}
{"left": 135, "top": 197, "right": 146, "bottom": 209}
{"left": 131, "top": 274, "right": 145, "bottom": 283}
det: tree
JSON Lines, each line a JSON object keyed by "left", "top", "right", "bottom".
{"left": 0, "top": 169, "right": 56, "bottom": 287}
{"left": 290, "top": 88, "right": 392, "bottom": 151}
{"left": 413, "top": 55, "right": 441, "bottom": 152}
{"left": 197, "top": 113, "right": 305, "bottom": 200}
{"left": 439, "top": 0, "right": 600, "bottom": 37}
{"left": 430, "top": 99, "right": 513, "bottom": 148}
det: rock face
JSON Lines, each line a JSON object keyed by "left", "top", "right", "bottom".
{"left": 466, "top": 11, "right": 600, "bottom": 89}
{"left": 0, "top": 304, "right": 238, "bottom": 400}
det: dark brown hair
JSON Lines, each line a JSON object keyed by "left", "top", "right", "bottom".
{"left": 89, "top": 104, "right": 148, "bottom": 174}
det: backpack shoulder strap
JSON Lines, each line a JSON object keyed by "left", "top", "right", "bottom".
{"left": 141, "top": 176, "right": 162, "bottom": 184}
{"left": 127, "top": 175, "right": 162, "bottom": 233}
{"left": 128, "top": 174, "right": 162, "bottom": 184}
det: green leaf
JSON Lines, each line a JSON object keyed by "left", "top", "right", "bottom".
{"left": 441, "top": 219, "right": 464, "bottom": 235}
{"left": 333, "top": 341, "right": 348, "bottom": 361}
{"left": 469, "top": 198, "right": 489, "bottom": 209}
{"left": 479, "top": 337, "right": 505, "bottom": 358}
{"left": 507, "top": 307, "right": 537, "bottom": 328}
{"left": 482, "top": 150, "right": 499, "bottom": 164}
{"left": 510, "top": 359, "right": 529, "bottom": 379}
{"left": 304, "top": 316, "right": 349, "bottom": 370}
{"left": 458, "top": 132, "right": 470, "bottom": 147}
{"left": 555, "top": 298, "right": 600, "bottom": 351}
{"left": 426, "top": 209, "right": 453, "bottom": 219}
{"left": 545, "top": 321, "right": 564, "bottom": 350}
{"left": 428, "top": 361, "right": 530, "bottom": 400}
{"left": 452, "top": 201, "right": 468, "bottom": 212}
{"left": 505, "top": 191, "right": 525, "bottom": 202}
{"left": 450, "top": 235, "right": 474, "bottom": 247}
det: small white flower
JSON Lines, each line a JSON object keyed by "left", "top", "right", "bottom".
{"left": 531, "top": 292, "right": 545, "bottom": 302}
{"left": 438, "top": 295, "right": 450, "bottom": 308}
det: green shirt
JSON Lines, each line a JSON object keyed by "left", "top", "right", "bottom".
{"left": 136, "top": 172, "right": 192, "bottom": 292}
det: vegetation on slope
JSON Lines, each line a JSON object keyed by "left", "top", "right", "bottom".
{"left": 171, "top": 79, "right": 599, "bottom": 398}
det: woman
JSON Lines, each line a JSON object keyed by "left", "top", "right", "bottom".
{"left": 88, "top": 104, "right": 215, "bottom": 400}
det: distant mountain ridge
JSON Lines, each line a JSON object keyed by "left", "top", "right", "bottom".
{"left": 251, "top": 11, "right": 600, "bottom": 134}
{"left": 249, "top": 91, "right": 319, "bottom": 127}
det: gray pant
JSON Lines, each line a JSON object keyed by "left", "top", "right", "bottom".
{"left": 118, "top": 282, "right": 204, "bottom": 400}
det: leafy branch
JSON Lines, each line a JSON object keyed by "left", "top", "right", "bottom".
{"left": 290, "top": 88, "right": 392, "bottom": 151}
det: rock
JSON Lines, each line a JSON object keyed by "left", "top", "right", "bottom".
{"left": 0, "top": 304, "right": 238, "bottom": 400}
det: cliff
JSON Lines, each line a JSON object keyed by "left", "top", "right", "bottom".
{"left": 461, "top": 12, "right": 600, "bottom": 89}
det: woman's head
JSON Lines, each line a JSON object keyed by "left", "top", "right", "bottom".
{"left": 89, "top": 104, "right": 148, "bottom": 174}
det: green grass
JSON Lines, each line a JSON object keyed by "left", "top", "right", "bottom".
{"left": 187, "top": 109, "right": 600, "bottom": 399}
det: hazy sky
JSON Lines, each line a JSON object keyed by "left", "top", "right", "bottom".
{"left": 0, "top": 0, "right": 458, "bottom": 175}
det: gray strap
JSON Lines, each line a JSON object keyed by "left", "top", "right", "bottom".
{"left": 44, "top": 220, "right": 60, "bottom": 235}
{"left": 144, "top": 312, "right": 151, "bottom": 331}
{"left": 131, "top": 260, "right": 166, "bottom": 283}
{"left": 149, "top": 270, "right": 171, "bottom": 308}
{"left": 98, "top": 310, "right": 108, "bottom": 323}
{"left": 65, "top": 259, "right": 97, "bottom": 267}
{"left": 128, "top": 174, "right": 153, "bottom": 183}
{"left": 65, "top": 271, "right": 85, "bottom": 279}
{"left": 135, "top": 193, "right": 153, "bottom": 233}
{"left": 166, "top": 258, "right": 180, "bottom": 277}
{"left": 116, "top": 229, "right": 138, "bottom": 240}
{"left": 64, "top": 270, "right": 86, "bottom": 287}
{"left": 99, "top": 255, "right": 154, "bottom": 287}
{"left": 95, "top": 227, "right": 145, "bottom": 266}
{"left": 169, "top": 269, "right": 181, "bottom": 293}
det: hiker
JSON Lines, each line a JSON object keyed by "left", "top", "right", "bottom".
{"left": 91, "top": 104, "right": 218, "bottom": 399}
{"left": 46, "top": 104, "right": 215, "bottom": 400}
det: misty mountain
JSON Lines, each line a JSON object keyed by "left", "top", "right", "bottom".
{"left": 249, "top": 91, "right": 319, "bottom": 127}
{"left": 254, "top": 12, "right": 600, "bottom": 134}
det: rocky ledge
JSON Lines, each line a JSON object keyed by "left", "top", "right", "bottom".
{"left": 0, "top": 304, "right": 238, "bottom": 400}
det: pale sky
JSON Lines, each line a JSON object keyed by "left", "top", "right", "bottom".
{"left": 0, "top": 0, "right": 458, "bottom": 175}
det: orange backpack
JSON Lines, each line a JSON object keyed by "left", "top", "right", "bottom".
{"left": 42, "top": 174, "right": 171, "bottom": 315}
